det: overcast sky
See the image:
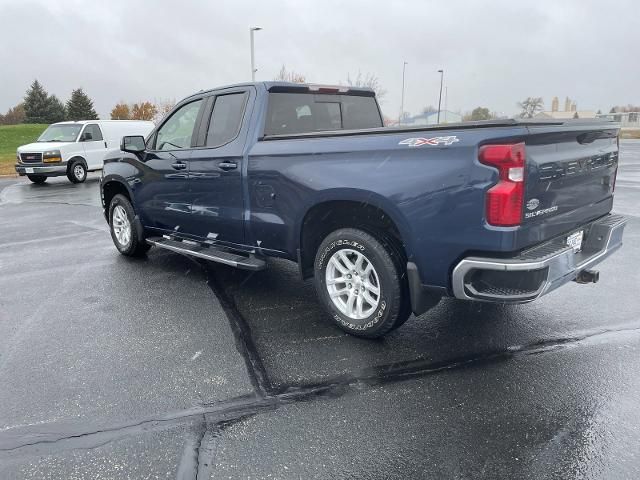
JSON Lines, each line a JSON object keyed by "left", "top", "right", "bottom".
{"left": 0, "top": 0, "right": 638, "bottom": 119}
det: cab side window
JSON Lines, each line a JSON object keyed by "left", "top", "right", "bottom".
{"left": 206, "top": 93, "right": 248, "bottom": 147}
{"left": 156, "top": 100, "right": 203, "bottom": 151}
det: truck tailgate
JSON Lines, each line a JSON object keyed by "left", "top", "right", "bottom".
{"left": 516, "top": 122, "right": 619, "bottom": 248}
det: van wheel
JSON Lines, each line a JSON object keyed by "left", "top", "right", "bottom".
{"left": 27, "top": 175, "right": 47, "bottom": 184}
{"left": 314, "top": 228, "right": 411, "bottom": 338}
{"left": 109, "top": 194, "right": 150, "bottom": 257}
{"left": 67, "top": 161, "right": 87, "bottom": 183}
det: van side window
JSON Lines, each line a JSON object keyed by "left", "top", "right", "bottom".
{"left": 84, "top": 124, "right": 103, "bottom": 141}
{"left": 206, "top": 93, "right": 248, "bottom": 147}
{"left": 156, "top": 100, "right": 203, "bottom": 150}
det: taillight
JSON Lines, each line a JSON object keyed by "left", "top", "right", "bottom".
{"left": 479, "top": 142, "right": 526, "bottom": 227}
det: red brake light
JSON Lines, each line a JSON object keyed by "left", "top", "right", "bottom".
{"left": 479, "top": 143, "right": 526, "bottom": 227}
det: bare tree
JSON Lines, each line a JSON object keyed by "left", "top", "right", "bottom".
{"left": 274, "top": 65, "right": 306, "bottom": 83}
{"left": 421, "top": 105, "right": 437, "bottom": 114}
{"left": 518, "top": 97, "right": 544, "bottom": 118}
{"left": 153, "top": 99, "right": 176, "bottom": 123}
{"left": 346, "top": 71, "right": 387, "bottom": 101}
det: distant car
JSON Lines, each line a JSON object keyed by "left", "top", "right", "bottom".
{"left": 15, "top": 120, "right": 154, "bottom": 184}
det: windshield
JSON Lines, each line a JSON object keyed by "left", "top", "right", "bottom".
{"left": 37, "top": 124, "right": 83, "bottom": 142}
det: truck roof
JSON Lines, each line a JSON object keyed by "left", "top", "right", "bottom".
{"left": 185, "top": 82, "right": 375, "bottom": 101}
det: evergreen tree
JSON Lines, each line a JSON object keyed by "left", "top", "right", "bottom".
{"left": 23, "top": 80, "right": 50, "bottom": 123}
{"left": 45, "top": 95, "right": 67, "bottom": 123}
{"left": 66, "top": 88, "right": 98, "bottom": 120}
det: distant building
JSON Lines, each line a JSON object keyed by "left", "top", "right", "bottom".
{"left": 538, "top": 95, "right": 594, "bottom": 119}
{"left": 535, "top": 110, "right": 597, "bottom": 120}
{"left": 403, "top": 110, "right": 462, "bottom": 125}
{"left": 597, "top": 111, "right": 640, "bottom": 127}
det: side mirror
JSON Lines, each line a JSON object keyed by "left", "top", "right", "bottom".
{"left": 81, "top": 131, "right": 93, "bottom": 141}
{"left": 121, "top": 135, "right": 146, "bottom": 154}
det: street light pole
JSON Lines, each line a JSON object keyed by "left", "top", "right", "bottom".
{"left": 437, "top": 69, "right": 444, "bottom": 124}
{"left": 399, "top": 61, "right": 408, "bottom": 125}
{"left": 444, "top": 86, "right": 448, "bottom": 123}
{"left": 250, "top": 27, "right": 262, "bottom": 81}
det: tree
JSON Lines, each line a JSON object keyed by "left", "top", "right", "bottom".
{"left": 110, "top": 103, "right": 131, "bottom": 120}
{"left": 66, "top": 88, "right": 98, "bottom": 121}
{"left": 131, "top": 102, "right": 157, "bottom": 121}
{"left": 45, "top": 95, "right": 67, "bottom": 123}
{"left": 421, "top": 105, "right": 437, "bottom": 114}
{"left": 518, "top": 97, "right": 544, "bottom": 118}
{"left": 23, "top": 80, "right": 50, "bottom": 123}
{"left": 274, "top": 65, "right": 306, "bottom": 83}
{"left": 464, "top": 106, "right": 493, "bottom": 121}
{"left": 346, "top": 71, "right": 387, "bottom": 101}
{"left": 154, "top": 100, "right": 175, "bottom": 123}
{"left": 0, "top": 103, "right": 25, "bottom": 125}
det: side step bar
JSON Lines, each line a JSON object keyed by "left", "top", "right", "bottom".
{"left": 146, "top": 236, "right": 266, "bottom": 271}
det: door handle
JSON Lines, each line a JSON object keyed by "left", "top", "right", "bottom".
{"left": 171, "top": 162, "right": 187, "bottom": 170}
{"left": 218, "top": 161, "right": 237, "bottom": 171}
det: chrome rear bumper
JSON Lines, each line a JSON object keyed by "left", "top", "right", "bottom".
{"left": 451, "top": 214, "right": 627, "bottom": 302}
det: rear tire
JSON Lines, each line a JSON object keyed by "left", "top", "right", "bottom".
{"left": 314, "top": 228, "right": 411, "bottom": 338}
{"left": 109, "top": 194, "right": 150, "bottom": 257}
{"left": 27, "top": 175, "right": 47, "bottom": 184}
{"left": 67, "top": 161, "right": 87, "bottom": 183}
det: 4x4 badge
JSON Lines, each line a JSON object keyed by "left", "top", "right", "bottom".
{"left": 399, "top": 136, "right": 459, "bottom": 147}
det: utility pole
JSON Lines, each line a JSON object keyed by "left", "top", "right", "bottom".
{"left": 250, "top": 27, "right": 262, "bottom": 81}
{"left": 437, "top": 69, "right": 444, "bottom": 124}
{"left": 444, "top": 86, "right": 448, "bottom": 123}
{"left": 399, "top": 61, "right": 408, "bottom": 125}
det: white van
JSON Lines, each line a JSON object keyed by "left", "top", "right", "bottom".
{"left": 15, "top": 120, "right": 154, "bottom": 184}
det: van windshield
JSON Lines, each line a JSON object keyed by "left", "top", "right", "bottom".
{"left": 37, "top": 124, "right": 83, "bottom": 142}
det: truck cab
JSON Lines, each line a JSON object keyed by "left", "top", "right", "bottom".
{"left": 16, "top": 120, "right": 154, "bottom": 184}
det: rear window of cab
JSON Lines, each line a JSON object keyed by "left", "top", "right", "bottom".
{"left": 264, "top": 93, "right": 383, "bottom": 136}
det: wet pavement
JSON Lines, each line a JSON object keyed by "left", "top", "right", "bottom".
{"left": 0, "top": 141, "right": 639, "bottom": 479}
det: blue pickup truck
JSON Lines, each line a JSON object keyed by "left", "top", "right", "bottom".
{"left": 100, "top": 82, "right": 626, "bottom": 337}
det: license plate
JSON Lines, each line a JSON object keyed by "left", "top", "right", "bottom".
{"left": 567, "top": 230, "right": 584, "bottom": 253}
{"left": 25, "top": 167, "right": 34, "bottom": 174}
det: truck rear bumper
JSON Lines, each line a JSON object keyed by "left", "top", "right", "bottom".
{"left": 15, "top": 163, "right": 67, "bottom": 176}
{"left": 451, "top": 213, "right": 627, "bottom": 303}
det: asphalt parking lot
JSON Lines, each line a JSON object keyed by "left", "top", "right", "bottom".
{"left": 0, "top": 140, "right": 639, "bottom": 479}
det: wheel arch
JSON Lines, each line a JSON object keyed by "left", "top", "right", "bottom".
{"left": 297, "top": 191, "right": 413, "bottom": 280}
{"left": 101, "top": 177, "right": 135, "bottom": 221}
{"left": 67, "top": 155, "right": 87, "bottom": 172}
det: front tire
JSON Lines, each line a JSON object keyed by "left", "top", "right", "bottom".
{"left": 314, "top": 228, "right": 411, "bottom": 338}
{"left": 109, "top": 194, "right": 150, "bottom": 257}
{"left": 27, "top": 175, "right": 47, "bottom": 184}
{"left": 67, "top": 161, "right": 87, "bottom": 183}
